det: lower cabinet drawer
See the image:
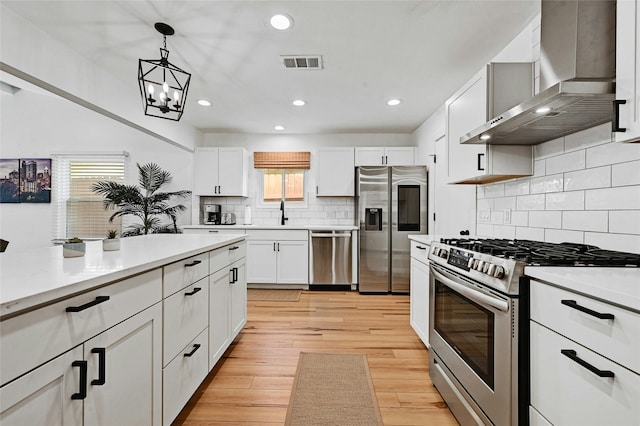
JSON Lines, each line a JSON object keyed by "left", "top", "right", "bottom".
{"left": 530, "top": 322, "right": 640, "bottom": 426}
{"left": 163, "top": 278, "right": 209, "bottom": 366}
{"left": 410, "top": 241, "right": 429, "bottom": 262}
{"left": 163, "top": 252, "right": 209, "bottom": 297}
{"left": 1, "top": 269, "right": 162, "bottom": 386}
{"left": 210, "top": 242, "right": 246, "bottom": 274}
{"left": 163, "top": 328, "right": 209, "bottom": 426}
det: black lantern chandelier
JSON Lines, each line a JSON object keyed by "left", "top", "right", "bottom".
{"left": 138, "top": 22, "right": 191, "bottom": 121}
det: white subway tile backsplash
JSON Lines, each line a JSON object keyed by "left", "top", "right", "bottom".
{"left": 584, "top": 232, "right": 640, "bottom": 254}
{"left": 534, "top": 137, "right": 564, "bottom": 159}
{"left": 476, "top": 223, "right": 494, "bottom": 237}
{"left": 516, "top": 226, "right": 544, "bottom": 241}
{"left": 494, "top": 197, "right": 517, "bottom": 210}
{"left": 530, "top": 174, "right": 563, "bottom": 194}
{"left": 546, "top": 191, "right": 584, "bottom": 210}
{"left": 511, "top": 211, "right": 528, "bottom": 226}
{"left": 562, "top": 211, "right": 608, "bottom": 232}
{"left": 533, "top": 159, "right": 545, "bottom": 177}
{"left": 585, "top": 186, "right": 640, "bottom": 210}
{"left": 545, "top": 150, "right": 585, "bottom": 175}
{"left": 484, "top": 183, "right": 505, "bottom": 198}
{"left": 544, "top": 229, "right": 584, "bottom": 244}
{"left": 586, "top": 140, "right": 640, "bottom": 168}
{"left": 529, "top": 211, "right": 561, "bottom": 228}
{"left": 563, "top": 166, "right": 611, "bottom": 191}
{"left": 612, "top": 160, "right": 640, "bottom": 187}
{"left": 517, "top": 194, "right": 546, "bottom": 210}
{"left": 477, "top": 198, "right": 493, "bottom": 211}
{"left": 609, "top": 211, "right": 640, "bottom": 235}
{"left": 491, "top": 211, "right": 504, "bottom": 224}
{"left": 493, "top": 225, "right": 516, "bottom": 239}
{"left": 564, "top": 123, "right": 610, "bottom": 152}
{"left": 504, "top": 179, "right": 530, "bottom": 196}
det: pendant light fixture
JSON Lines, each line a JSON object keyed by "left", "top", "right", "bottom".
{"left": 138, "top": 22, "right": 191, "bottom": 121}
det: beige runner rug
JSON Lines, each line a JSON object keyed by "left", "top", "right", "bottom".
{"left": 247, "top": 289, "right": 301, "bottom": 301}
{"left": 285, "top": 352, "right": 384, "bottom": 426}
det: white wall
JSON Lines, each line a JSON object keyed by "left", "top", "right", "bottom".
{"left": 0, "top": 87, "right": 193, "bottom": 251}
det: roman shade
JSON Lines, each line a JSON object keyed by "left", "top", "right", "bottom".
{"left": 253, "top": 152, "right": 310, "bottom": 169}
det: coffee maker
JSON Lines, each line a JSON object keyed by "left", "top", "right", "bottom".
{"left": 203, "top": 204, "right": 221, "bottom": 225}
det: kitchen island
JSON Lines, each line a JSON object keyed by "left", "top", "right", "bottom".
{"left": 0, "top": 233, "right": 247, "bottom": 426}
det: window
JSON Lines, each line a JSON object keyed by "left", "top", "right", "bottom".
{"left": 263, "top": 169, "right": 305, "bottom": 202}
{"left": 53, "top": 154, "right": 127, "bottom": 241}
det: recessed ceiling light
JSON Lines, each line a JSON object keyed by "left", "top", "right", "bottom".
{"left": 292, "top": 99, "right": 306, "bottom": 106}
{"left": 535, "top": 106, "right": 551, "bottom": 114}
{"left": 386, "top": 99, "right": 402, "bottom": 106}
{"left": 270, "top": 14, "right": 293, "bottom": 31}
{"left": 480, "top": 134, "right": 491, "bottom": 140}
{"left": 197, "top": 99, "right": 211, "bottom": 106}
{"left": 274, "top": 125, "right": 285, "bottom": 131}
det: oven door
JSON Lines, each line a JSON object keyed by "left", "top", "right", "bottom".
{"left": 429, "top": 263, "right": 516, "bottom": 426}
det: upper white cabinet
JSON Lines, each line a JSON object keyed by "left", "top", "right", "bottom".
{"left": 355, "top": 147, "right": 416, "bottom": 166}
{"left": 193, "top": 147, "right": 249, "bottom": 196}
{"left": 614, "top": 0, "right": 640, "bottom": 143}
{"left": 316, "top": 147, "right": 355, "bottom": 197}
{"left": 447, "top": 63, "right": 534, "bottom": 184}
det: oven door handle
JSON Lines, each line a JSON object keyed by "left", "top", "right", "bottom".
{"left": 431, "top": 266, "right": 509, "bottom": 312}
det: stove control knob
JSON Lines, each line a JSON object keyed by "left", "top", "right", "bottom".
{"left": 467, "top": 258, "right": 476, "bottom": 269}
{"left": 481, "top": 262, "right": 490, "bottom": 273}
{"left": 475, "top": 260, "right": 484, "bottom": 271}
{"left": 439, "top": 249, "right": 448, "bottom": 259}
{"left": 493, "top": 265, "right": 506, "bottom": 278}
{"left": 487, "top": 263, "right": 496, "bottom": 276}
{"left": 431, "top": 246, "right": 438, "bottom": 256}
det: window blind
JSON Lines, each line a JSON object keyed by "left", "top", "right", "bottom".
{"left": 254, "top": 152, "right": 311, "bottom": 169}
{"left": 52, "top": 155, "right": 127, "bottom": 242}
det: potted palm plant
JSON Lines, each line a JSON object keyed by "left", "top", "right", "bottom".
{"left": 91, "top": 162, "right": 191, "bottom": 236}
{"left": 102, "top": 229, "right": 120, "bottom": 251}
{"left": 63, "top": 237, "right": 85, "bottom": 258}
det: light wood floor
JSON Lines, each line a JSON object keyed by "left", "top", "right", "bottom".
{"left": 173, "top": 290, "right": 459, "bottom": 425}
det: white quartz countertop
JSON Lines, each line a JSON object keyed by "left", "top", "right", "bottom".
{"left": 525, "top": 267, "right": 640, "bottom": 313}
{"left": 184, "top": 224, "right": 358, "bottom": 231}
{"left": 0, "top": 234, "right": 246, "bottom": 319}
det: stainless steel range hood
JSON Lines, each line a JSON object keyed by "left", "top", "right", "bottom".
{"left": 461, "top": 0, "right": 616, "bottom": 146}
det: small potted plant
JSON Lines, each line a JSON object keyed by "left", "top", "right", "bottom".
{"left": 63, "top": 237, "right": 86, "bottom": 258}
{"left": 102, "top": 229, "right": 120, "bottom": 251}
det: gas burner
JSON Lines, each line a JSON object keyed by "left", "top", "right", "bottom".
{"left": 439, "top": 238, "right": 640, "bottom": 267}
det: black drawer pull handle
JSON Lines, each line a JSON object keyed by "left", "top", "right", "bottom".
{"left": 477, "top": 153, "right": 485, "bottom": 171}
{"left": 613, "top": 100, "right": 627, "bottom": 133}
{"left": 561, "top": 349, "right": 615, "bottom": 378}
{"left": 66, "top": 296, "right": 110, "bottom": 313}
{"left": 416, "top": 245, "right": 427, "bottom": 250}
{"left": 561, "top": 299, "right": 614, "bottom": 320}
{"left": 184, "top": 344, "right": 201, "bottom": 357}
{"left": 184, "top": 287, "right": 202, "bottom": 296}
{"left": 229, "top": 246, "right": 239, "bottom": 251}
{"left": 91, "top": 348, "right": 106, "bottom": 386}
{"left": 185, "top": 260, "right": 202, "bottom": 267}
{"left": 233, "top": 267, "right": 238, "bottom": 283}
{"left": 71, "top": 360, "right": 87, "bottom": 400}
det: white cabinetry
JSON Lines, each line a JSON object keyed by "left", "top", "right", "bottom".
{"left": 316, "top": 147, "right": 355, "bottom": 196}
{"left": 355, "top": 147, "right": 415, "bottom": 166}
{"left": 409, "top": 240, "right": 430, "bottom": 347}
{"left": 193, "top": 147, "right": 249, "bottom": 196}
{"left": 246, "top": 230, "right": 308, "bottom": 287}
{"left": 447, "top": 63, "right": 533, "bottom": 184}
{"left": 529, "top": 280, "right": 640, "bottom": 425}
{"left": 0, "top": 271, "right": 163, "bottom": 426}
{"left": 614, "top": 0, "right": 640, "bottom": 143}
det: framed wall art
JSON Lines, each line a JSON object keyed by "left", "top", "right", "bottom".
{"left": 0, "top": 158, "right": 52, "bottom": 203}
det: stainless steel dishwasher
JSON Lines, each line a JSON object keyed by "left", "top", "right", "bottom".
{"left": 309, "top": 230, "right": 352, "bottom": 289}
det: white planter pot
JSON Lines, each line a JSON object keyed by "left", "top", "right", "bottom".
{"left": 63, "top": 242, "right": 86, "bottom": 258}
{"left": 102, "top": 238, "right": 121, "bottom": 251}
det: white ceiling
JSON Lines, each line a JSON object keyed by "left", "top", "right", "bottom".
{"left": 2, "top": 0, "right": 540, "bottom": 135}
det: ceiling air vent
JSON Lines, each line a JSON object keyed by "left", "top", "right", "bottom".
{"left": 281, "top": 55, "right": 323, "bottom": 70}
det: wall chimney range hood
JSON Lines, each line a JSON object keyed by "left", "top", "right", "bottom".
{"left": 461, "top": 0, "right": 616, "bottom": 146}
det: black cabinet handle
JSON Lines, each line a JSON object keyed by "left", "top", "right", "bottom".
{"left": 184, "top": 260, "right": 202, "bottom": 267}
{"left": 561, "top": 299, "right": 614, "bottom": 320}
{"left": 66, "top": 296, "right": 110, "bottom": 313}
{"left": 91, "top": 348, "right": 106, "bottom": 386}
{"left": 561, "top": 349, "right": 614, "bottom": 378}
{"left": 229, "top": 246, "right": 239, "bottom": 251}
{"left": 477, "top": 153, "right": 485, "bottom": 171}
{"left": 613, "top": 100, "right": 627, "bottom": 132}
{"left": 416, "top": 245, "right": 427, "bottom": 250}
{"left": 71, "top": 360, "right": 87, "bottom": 400}
{"left": 273, "top": 242, "right": 276, "bottom": 252}
{"left": 184, "top": 344, "right": 201, "bottom": 357}
{"left": 233, "top": 267, "right": 238, "bottom": 283}
{"left": 229, "top": 269, "right": 234, "bottom": 284}
{"left": 185, "top": 287, "right": 202, "bottom": 296}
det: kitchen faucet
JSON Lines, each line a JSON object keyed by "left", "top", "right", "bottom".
{"left": 280, "top": 200, "right": 288, "bottom": 225}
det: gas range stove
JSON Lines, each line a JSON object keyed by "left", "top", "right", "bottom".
{"left": 428, "top": 238, "right": 640, "bottom": 296}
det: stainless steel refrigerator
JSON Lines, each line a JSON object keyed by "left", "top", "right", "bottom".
{"left": 357, "top": 166, "right": 427, "bottom": 293}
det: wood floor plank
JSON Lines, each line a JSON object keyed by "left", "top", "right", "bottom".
{"left": 172, "top": 290, "right": 458, "bottom": 426}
